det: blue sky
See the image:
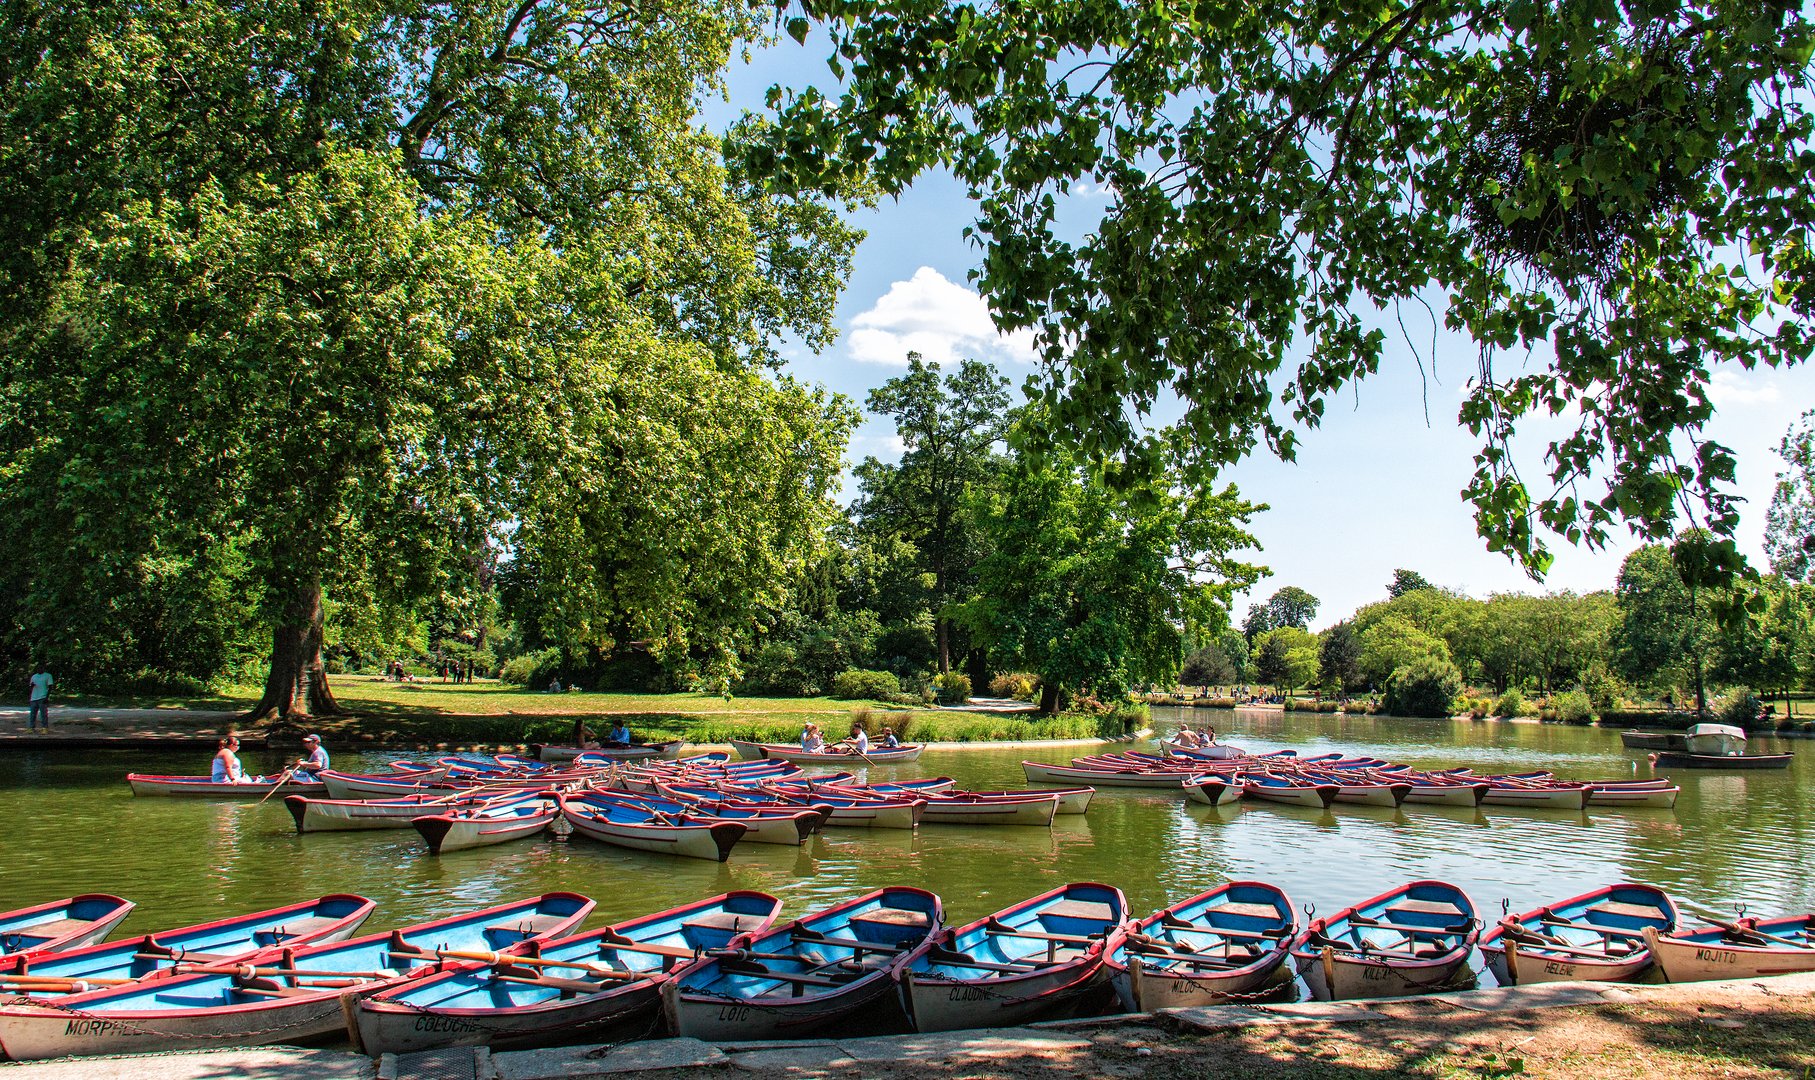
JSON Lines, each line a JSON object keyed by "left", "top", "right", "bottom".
{"left": 712, "top": 37, "right": 1815, "bottom": 631}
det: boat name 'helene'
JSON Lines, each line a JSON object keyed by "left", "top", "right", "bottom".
{"left": 1694, "top": 948, "right": 1740, "bottom": 964}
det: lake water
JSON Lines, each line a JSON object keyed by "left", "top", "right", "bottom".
{"left": 2, "top": 707, "right": 1806, "bottom": 985}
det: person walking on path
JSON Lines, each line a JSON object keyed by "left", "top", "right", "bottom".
{"left": 27, "top": 666, "right": 52, "bottom": 730}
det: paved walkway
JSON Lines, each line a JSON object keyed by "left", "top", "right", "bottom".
{"left": 3, "top": 971, "right": 1807, "bottom": 1080}
{"left": 0, "top": 705, "right": 245, "bottom": 748}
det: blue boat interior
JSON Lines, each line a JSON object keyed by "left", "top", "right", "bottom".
{"left": 676, "top": 889, "right": 941, "bottom": 1001}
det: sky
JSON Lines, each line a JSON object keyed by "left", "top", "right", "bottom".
{"left": 708, "top": 36, "right": 1815, "bottom": 632}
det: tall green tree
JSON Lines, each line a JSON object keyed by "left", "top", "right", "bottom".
{"left": 1318, "top": 622, "right": 1364, "bottom": 695}
{"left": 0, "top": 0, "right": 862, "bottom": 715}
{"left": 954, "top": 434, "right": 1263, "bottom": 713}
{"left": 763, "top": 0, "right": 1815, "bottom": 581}
{"left": 1243, "top": 585, "right": 1320, "bottom": 639}
{"left": 851, "top": 355, "right": 1011, "bottom": 673}
{"left": 1388, "top": 570, "right": 1436, "bottom": 598}
{"left": 1612, "top": 542, "right": 1717, "bottom": 711}
{"left": 1768, "top": 409, "right": 1815, "bottom": 583}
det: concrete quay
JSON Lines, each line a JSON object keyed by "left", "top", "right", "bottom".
{"left": 2, "top": 970, "right": 1809, "bottom": 1079}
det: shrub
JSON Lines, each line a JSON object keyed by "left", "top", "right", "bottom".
{"left": 830, "top": 669, "right": 901, "bottom": 701}
{"left": 499, "top": 647, "right": 562, "bottom": 688}
{"left": 1380, "top": 657, "right": 1463, "bottom": 718}
{"left": 933, "top": 672, "right": 972, "bottom": 703}
{"left": 987, "top": 673, "right": 1041, "bottom": 701}
{"left": 104, "top": 668, "right": 212, "bottom": 698}
{"left": 1492, "top": 687, "right": 1527, "bottom": 718}
{"left": 1093, "top": 704, "right": 1150, "bottom": 739}
{"left": 1715, "top": 686, "right": 1763, "bottom": 729}
{"left": 1553, "top": 689, "right": 1596, "bottom": 725}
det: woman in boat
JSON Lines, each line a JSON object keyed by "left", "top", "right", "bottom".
{"left": 800, "top": 723, "right": 825, "bottom": 753}
{"left": 212, "top": 735, "right": 251, "bottom": 784}
{"left": 292, "top": 734, "right": 330, "bottom": 782}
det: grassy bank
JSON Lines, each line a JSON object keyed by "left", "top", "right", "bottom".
{"left": 24, "top": 676, "right": 1136, "bottom": 749}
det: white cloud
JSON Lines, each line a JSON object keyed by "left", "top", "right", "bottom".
{"left": 1707, "top": 369, "right": 1781, "bottom": 408}
{"left": 846, "top": 267, "right": 1039, "bottom": 367}
{"left": 1070, "top": 179, "right": 1118, "bottom": 199}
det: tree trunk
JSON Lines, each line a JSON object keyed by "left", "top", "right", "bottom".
{"left": 936, "top": 617, "right": 951, "bottom": 674}
{"left": 245, "top": 580, "right": 344, "bottom": 723}
{"left": 1039, "top": 681, "right": 1061, "bottom": 715}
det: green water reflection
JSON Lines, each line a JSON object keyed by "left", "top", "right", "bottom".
{"left": 0, "top": 708, "right": 1805, "bottom": 944}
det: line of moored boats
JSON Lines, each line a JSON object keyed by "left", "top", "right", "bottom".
{"left": 1023, "top": 742, "right": 1681, "bottom": 810}
{"left": 0, "top": 876, "right": 1807, "bottom": 1062}
{"left": 127, "top": 753, "right": 1094, "bottom": 859}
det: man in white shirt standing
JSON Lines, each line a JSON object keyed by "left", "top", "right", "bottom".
{"left": 27, "top": 666, "right": 52, "bottom": 731}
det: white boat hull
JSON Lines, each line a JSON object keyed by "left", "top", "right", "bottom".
{"left": 1646, "top": 928, "right": 1815, "bottom": 982}
{"left": 901, "top": 961, "right": 1105, "bottom": 1032}
{"left": 560, "top": 806, "right": 745, "bottom": 861}
{"left": 919, "top": 797, "right": 1057, "bottom": 827}
{"left": 414, "top": 809, "right": 556, "bottom": 854}
{"left": 1295, "top": 945, "right": 1472, "bottom": 1001}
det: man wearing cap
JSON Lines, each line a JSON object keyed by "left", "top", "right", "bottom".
{"left": 293, "top": 734, "right": 330, "bottom": 782}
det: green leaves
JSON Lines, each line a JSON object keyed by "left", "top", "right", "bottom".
{"left": 758, "top": 0, "right": 1815, "bottom": 586}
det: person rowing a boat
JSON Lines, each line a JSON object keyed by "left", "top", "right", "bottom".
{"left": 291, "top": 734, "right": 330, "bottom": 782}
{"left": 211, "top": 735, "right": 253, "bottom": 785}
{"left": 1175, "top": 723, "right": 1203, "bottom": 749}
{"left": 839, "top": 722, "right": 871, "bottom": 757}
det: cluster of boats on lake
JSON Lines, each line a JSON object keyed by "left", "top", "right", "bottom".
{"left": 1, "top": 875, "right": 1809, "bottom": 1062}
{"left": 1031, "top": 742, "right": 1683, "bottom": 810}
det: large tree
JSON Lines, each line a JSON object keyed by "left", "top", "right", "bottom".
{"left": 0, "top": 0, "right": 862, "bottom": 716}
{"left": 762, "top": 0, "right": 1815, "bottom": 582}
{"left": 1768, "top": 409, "right": 1815, "bottom": 583}
{"left": 851, "top": 355, "right": 1011, "bottom": 673}
{"left": 954, "top": 431, "right": 1263, "bottom": 713}
{"left": 1611, "top": 542, "right": 1714, "bottom": 710}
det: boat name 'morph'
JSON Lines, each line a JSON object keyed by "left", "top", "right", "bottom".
{"left": 1694, "top": 948, "right": 1740, "bottom": 965}
{"left": 64, "top": 1019, "right": 125, "bottom": 1036}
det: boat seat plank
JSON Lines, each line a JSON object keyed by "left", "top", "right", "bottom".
{"left": 848, "top": 908, "right": 930, "bottom": 928}
{"left": 1383, "top": 900, "right": 1464, "bottom": 917}
{"left": 1208, "top": 902, "right": 1283, "bottom": 920}
{"left": 791, "top": 930, "right": 910, "bottom": 952}
{"left": 1585, "top": 902, "right": 1663, "bottom": 921}
{"left": 488, "top": 914, "right": 569, "bottom": 937}
{"left": 14, "top": 918, "right": 94, "bottom": 938}
{"left": 681, "top": 912, "right": 760, "bottom": 932}
{"left": 1043, "top": 900, "right": 1117, "bottom": 922}
{"left": 266, "top": 916, "right": 344, "bottom": 939}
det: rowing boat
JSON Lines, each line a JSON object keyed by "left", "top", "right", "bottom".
{"left": 899, "top": 882, "right": 1126, "bottom": 1032}
{"left": 1291, "top": 880, "right": 1478, "bottom": 1000}
{"left": 591, "top": 789, "right": 825, "bottom": 846}
{"left": 1646, "top": 912, "right": 1815, "bottom": 981}
{"left": 0, "top": 893, "right": 593, "bottom": 1060}
{"left": 284, "top": 790, "right": 542, "bottom": 832}
{"left": 413, "top": 798, "right": 560, "bottom": 854}
{"left": 1480, "top": 884, "right": 1675, "bottom": 985}
{"left": 664, "top": 887, "right": 943, "bottom": 1040}
{"left": 558, "top": 793, "right": 747, "bottom": 861}
{"left": 1021, "top": 760, "right": 1195, "bottom": 788}
{"left": 909, "top": 791, "right": 1059, "bottom": 827}
{"left": 1239, "top": 773, "right": 1340, "bottom": 809}
{"left": 730, "top": 739, "right": 926, "bottom": 765}
{"left": 125, "top": 774, "right": 325, "bottom": 798}
{"left": 353, "top": 890, "right": 783, "bottom": 1054}
{"left": 0, "top": 896, "right": 134, "bottom": 960}
{"left": 0, "top": 896, "right": 375, "bottom": 993}
{"left": 1106, "top": 882, "right": 1296, "bottom": 1010}
{"left": 1182, "top": 776, "right": 1245, "bottom": 806}
{"left": 535, "top": 741, "right": 685, "bottom": 763}
{"left": 747, "top": 787, "right": 924, "bottom": 830}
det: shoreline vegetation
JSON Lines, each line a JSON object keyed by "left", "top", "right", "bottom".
{"left": 0, "top": 675, "right": 1145, "bottom": 749}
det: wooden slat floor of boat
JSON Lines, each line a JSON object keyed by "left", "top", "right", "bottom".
{"left": 682, "top": 912, "right": 763, "bottom": 932}
{"left": 1586, "top": 902, "right": 1663, "bottom": 921}
{"left": 488, "top": 914, "right": 570, "bottom": 936}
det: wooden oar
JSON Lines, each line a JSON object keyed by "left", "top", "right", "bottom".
{"left": 1709, "top": 919, "right": 1815, "bottom": 950}
{"left": 0, "top": 974, "right": 134, "bottom": 990}
{"left": 257, "top": 767, "right": 297, "bottom": 805}
{"left": 176, "top": 963, "right": 395, "bottom": 980}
